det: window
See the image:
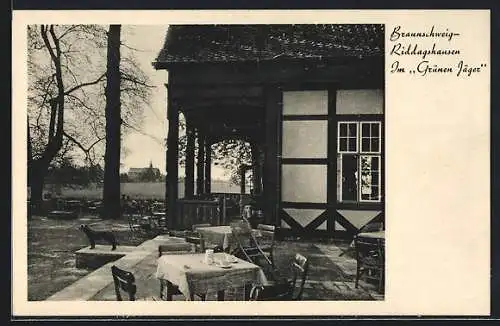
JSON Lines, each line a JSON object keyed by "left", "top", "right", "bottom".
{"left": 337, "top": 121, "right": 382, "bottom": 202}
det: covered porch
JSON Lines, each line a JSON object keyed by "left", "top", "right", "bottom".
{"left": 155, "top": 24, "right": 385, "bottom": 240}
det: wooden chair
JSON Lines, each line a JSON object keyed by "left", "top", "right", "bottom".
{"left": 354, "top": 237, "right": 385, "bottom": 293}
{"left": 231, "top": 221, "right": 273, "bottom": 265}
{"left": 254, "top": 224, "right": 276, "bottom": 263}
{"left": 230, "top": 221, "right": 279, "bottom": 281}
{"left": 184, "top": 233, "right": 206, "bottom": 253}
{"left": 111, "top": 265, "right": 159, "bottom": 301}
{"left": 111, "top": 265, "right": 137, "bottom": 301}
{"left": 249, "top": 253, "right": 310, "bottom": 301}
{"left": 184, "top": 223, "right": 223, "bottom": 253}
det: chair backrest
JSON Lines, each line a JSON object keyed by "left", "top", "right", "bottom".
{"left": 111, "top": 265, "right": 137, "bottom": 301}
{"left": 358, "top": 221, "right": 384, "bottom": 233}
{"left": 256, "top": 224, "right": 275, "bottom": 247}
{"left": 354, "top": 237, "right": 385, "bottom": 268}
{"left": 158, "top": 244, "right": 193, "bottom": 257}
{"left": 230, "top": 221, "right": 274, "bottom": 266}
{"left": 184, "top": 234, "right": 206, "bottom": 253}
{"left": 257, "top": 224, "right": 275, "bottom": 232}
{"left": 289, "top": 253, "right": 309, "bottom": 300}
{"left": 354, "top": 238, "right": 384, "bottom": 266}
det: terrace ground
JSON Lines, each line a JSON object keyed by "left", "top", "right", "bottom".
{"left": 28, "top": 214, "right": 383, "bottom": 301}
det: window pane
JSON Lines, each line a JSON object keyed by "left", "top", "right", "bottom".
{"left": 348, "top": 123, "right": 357, "bottom": 137}
{"left": 361, "top": 138, "right": 370, "bottom": 152}
{"left": 360, "top": 155, "right": 381, "bottom": 202}
{"left": 348, "top": 138, "right": 357, "bottom": 152}
{"left": 362, "top": 123, "right": 370, "bottom": 137}
{"left": 341, "top": 154, "right": 358, "bottom": 201}
{"left": 371, "top": 123, "right": 380, "bottom": 137}
{"left": 339, "top": 138, "right": 347, "bottom": 152}
{"left": 339, "top": 123, "right": 347, "bottom": 137}
{"left": 371, "top": 138, "right": 380, "bottom": 152}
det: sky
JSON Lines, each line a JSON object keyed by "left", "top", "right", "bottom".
{"left": 121, "top": 25, "right": 228, "bottom": 180}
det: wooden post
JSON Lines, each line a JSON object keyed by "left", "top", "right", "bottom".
{"left": 196, "top": 132, "right": 205, "bottom": 196}
{"left": 222, "top": 194, "right": 227, "bottom": 225}
{"left": 327, "top": 89, "right": 337, "bottom": 233}
{"left": 240, "top": 166, "right": 246, "bottom": 194}
{"left": 166, "top": 86, "right": 179, "bottom": 229}
{"left": 204, "top": 141, "right": 211, "bottom": 194}
{"left": 185, "top": 121, "right": 195, "bottom": 199}
{"left": 250, "top": 143, "right": 262, "bottom": 194}
{"left": 263, "top": 86, "right": 280, "bottom": 227}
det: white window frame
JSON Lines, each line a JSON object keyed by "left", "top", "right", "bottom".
{"left": 358, "top": 154, "right": 382, "bottom": 203}
{"left": 337, "top": 121, "right": 359, "bottom": 154}
{"left": 338, "top": 121, "right": 382, "bottom": 203}
{"left": 360, "top": 121, "right": 382, "bottom": 154}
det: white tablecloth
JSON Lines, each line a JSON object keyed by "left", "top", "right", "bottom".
{"left": 155, "top": 253, "right": 267, "bottom": 300}
{"left": 196, "top": 226, "right": 262, "bottom": 251}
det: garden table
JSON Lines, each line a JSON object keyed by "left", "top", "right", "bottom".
{"left": 356, "top": 230, "right": 385, "bottom": 240}
{"left": 347, "top": 230, "right": 385, "bottom": 251}
{"left": 155, "top": 252, "right": 267, "bottom": 301}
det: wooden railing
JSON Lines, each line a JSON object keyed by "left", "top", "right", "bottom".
{"left": 176, "top": 199, "right": 224, "bottom": 230}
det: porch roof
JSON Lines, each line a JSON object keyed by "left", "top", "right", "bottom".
{"left": 153, "top": 24, "right": 384, "bottom": 68}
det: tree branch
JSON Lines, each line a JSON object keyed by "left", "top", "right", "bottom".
{"left": 121, "top": 72, "right": 155, "bottom": 88}
{"left": 64, "top": 73, "right": 106, "bottom": 95}
{"left": 120, "top": 41, "right": 149, "bottom": 52}
{"left": 63, "top": 131, "right": 104, "bottom": 163}
{"left": 40, "top": 25, "right": 58, "bottom": 64}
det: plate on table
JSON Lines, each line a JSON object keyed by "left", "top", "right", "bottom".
{"left": 218, "top": 264, "right": 233, "bottom": 269}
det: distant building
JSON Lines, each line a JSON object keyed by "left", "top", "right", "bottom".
{"left": 127, "top": 161, "right": 161, "bottom": 182}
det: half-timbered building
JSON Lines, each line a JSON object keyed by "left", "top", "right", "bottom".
{"left": 153, "top": 24, "right": 384, "bottom": 239}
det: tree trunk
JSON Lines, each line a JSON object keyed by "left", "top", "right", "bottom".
{"left": 102, "top": 25, "right": 122, "bottom": 219}
{"left": 28, "top": 25, "right": 67, "bottom": 216}
{"left": 30, "top": 160, "right": 49, "bottom": 215}
{"left": 28, "top": 123, "right": 33, "bottom": 219}
{"left": 27, "top": 123, "right": 32, "bottom": 186}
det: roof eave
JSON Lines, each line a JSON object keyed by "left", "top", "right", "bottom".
{"left": 153, "top": 54, "right": 382, "bottom": 69}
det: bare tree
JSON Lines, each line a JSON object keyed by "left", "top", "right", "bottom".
{"left": 27, "top": 25, "right": 106, "bottom": 212}
{"left": 27, "top": 24, "right": 153, "bottom": 213}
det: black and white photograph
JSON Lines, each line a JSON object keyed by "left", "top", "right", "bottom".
{"left": 26, "top": 23, "right": 385, "bottom": 302}
{"left": 13, "top": 9, "right": 490, "bottom": 317}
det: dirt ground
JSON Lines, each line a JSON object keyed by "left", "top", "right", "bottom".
{"left": 27, "top": 214, "right": 149, "bottom": 300}
{"left": 28, "top": 215, "right": 382, "bottom": 301}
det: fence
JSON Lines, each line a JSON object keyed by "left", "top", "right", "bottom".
{"left": 176, "top": 199, "right": 223, "bottom": 229}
